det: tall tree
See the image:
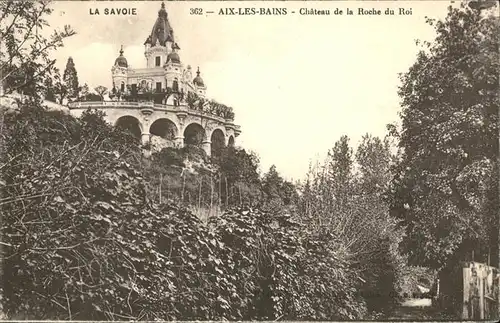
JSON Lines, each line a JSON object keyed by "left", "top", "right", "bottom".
{"left": 217, "top": 146, "right": 263, "bottom": 206}
{"left": 262, "top": 165, "right": 284, "bottom": 200}
{"left": 261, "top": 165, "right": 298, "bottom": 208}
{"left": 52, "top": 69, "right": 68, "bottom": 104}
{"left": 353, "top": 134, "right": 403, "bottom": 312}
{"left": 42, "top": 76, "right": 56, "bottom": 102}
{"left": 391, "top": 3, "right": 499, "bottom": 269}
{"left": 325, "top": 135, "right": 353, "bottom": 210}
{"left": 0, "top": 0, "right": 75, "bottom": 96}
{"left": 355, "top": 134, "right": 392, "bottom": 195}
{"left": 63, "top": 57, "right": 79, "bottom": 101}
{"left": 219, "top": 147, "right": 261, "bottom": 186}
{"left": 298, "top": 135, "right": 404, "bottom": 311}
{"left": 298, "top": 136, "right": 355, "bottom": 228}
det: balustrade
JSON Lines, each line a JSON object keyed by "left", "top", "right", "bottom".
{"left": 68, "top": 100, "right": 234, "bottom": 123}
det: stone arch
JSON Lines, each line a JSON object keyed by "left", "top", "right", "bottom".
{"left": 115, "top": 116, "right": 142, "bottom": 139}
{"left": 183, "top": 122, "right": 206, "bottom": 146}
{"left": 228, "top": 135, "right": 235, "bottom": 147}
{"left": 150, "top": 118, "right": 178, "bottom": 140}
{"left": 210, "top": 128, "right": 225, "bottom": 158}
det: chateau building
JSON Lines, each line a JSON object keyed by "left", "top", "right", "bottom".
{"left": 69, "top": 2, "right": 240, "bottom": 156}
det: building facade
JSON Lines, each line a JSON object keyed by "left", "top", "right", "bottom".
{"left": 68, "top": 2, "right": 240, "bottom": 156}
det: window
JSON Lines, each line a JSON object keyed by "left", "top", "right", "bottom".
{"left": 131, "top": 84, "right": 137, "bottom": 94}
{"left": 173, "top": 80, "right": 178, "bottom": 92}
{"left": 155, "top": 56, "right": 161, "bottom": 66}
{"left": 156, "top": 82, "right": 162, "bottom": 92}
{"left": 120, "top": 82, "right": 125, "bottom": 92}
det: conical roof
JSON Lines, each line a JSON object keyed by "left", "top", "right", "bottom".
{"left": 144, "top": 2, "right": 174, "bottom": 47}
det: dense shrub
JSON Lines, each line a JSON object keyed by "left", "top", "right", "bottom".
{"left": 154, "top": 147, "right": 185, "bottom": 167}
{"left": 216, "top": 146, "right": 264, "bottom": 207}
{"left": 208, "top": 209, "right": 367, "bottom": 320}
{"left": 181, "top": 144, "right": 207, "bottom": 162}
{"left": 145, "top": 145, "right": 264, "bottom": 209}
{"left": 145, "top": 152, "right": 218, "bottom": 209}
{"left": 1, "top": 100, "right": 373, "bottom": 320}
{"left": 185, "top": 91, "right": 235, "bottom": 120}
{"left": 152, "top": 145, "right": 207, "bottom": 168}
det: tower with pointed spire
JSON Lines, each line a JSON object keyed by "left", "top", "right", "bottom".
{"left": 110, "top": 1, "right": 209, "bottom": 99}
{"left": 144, "top": 1, "right": 173, "bottom": 69}
{"left": 69, "top": 1, "right": 240, "bottom": 157}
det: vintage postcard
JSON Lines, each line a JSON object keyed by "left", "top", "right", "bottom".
{"left": 0, "top": 0, "right": 499, "bottom": 321}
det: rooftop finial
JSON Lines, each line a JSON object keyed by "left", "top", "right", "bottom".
{"left": 197, "top": 66, "right": 200, "bottom": 76}
{"left": 158, "top": 1, "right": 167, "bottom": 17}
{"left": 119, "top": 45, "right": 124, "bottom": 55}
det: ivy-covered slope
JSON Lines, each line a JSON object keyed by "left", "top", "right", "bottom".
{"left": 1, "top": 99, "right": 370, "bottom": 320}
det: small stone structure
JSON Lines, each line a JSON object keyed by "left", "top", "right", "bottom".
{"left": 462, "top": 261, "right": 499, "bottom": 320}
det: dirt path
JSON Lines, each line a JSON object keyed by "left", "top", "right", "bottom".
{"left": 386, "top": 298, "right": 456, "bottom": 320}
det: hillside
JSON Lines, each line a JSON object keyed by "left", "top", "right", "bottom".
{"left": 1, "top": 99, "right": 375, "bottom": 320}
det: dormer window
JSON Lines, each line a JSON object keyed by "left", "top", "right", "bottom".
{"left": 120, "top": 82, "right": 125, "bottom": 92}
{"left": 155, "top": 56, "right": 161, "bottom": 66}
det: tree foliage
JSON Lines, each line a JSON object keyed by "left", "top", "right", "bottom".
{"left": 63, "top": 57, "right": 79, "bottom": 101}
{"left": 52, "top": 70, "right": 68, "bottom": 104}
{"left": 356, "top": 134, "right": 393, "bottom": 195}
{"left": 0, "top": 0, "right": 75, "bottom": 96}
{"left": 94, "top": 86, "right": 108, "bottom": 101}
{"left": 390, "top": 3, "right": 499, "bottom": 269}
{"left": 185, "top": 91, "right": 235, "bottom": 120}
{"left": 298, "top": 134, "right": 405, "bottom": 312}
{"left": 262, "top": 165, "right": 298, "bottom": 210}
{"left": 77, "top": 84, "right": 101, "bottom": 102}
{"left": 145, "top": 145, "right": 265, "bottom": 210}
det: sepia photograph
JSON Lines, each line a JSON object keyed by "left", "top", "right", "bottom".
{"left": 0, "top": 0, "right": 499, "bottom": 321}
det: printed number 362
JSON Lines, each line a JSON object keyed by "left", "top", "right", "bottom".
{"left": 190, "top": 8, "right": 203, "bottom": 15}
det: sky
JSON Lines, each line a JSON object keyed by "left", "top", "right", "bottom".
{"left": 46, "top": 0, "right": 457, "bottom": 181}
